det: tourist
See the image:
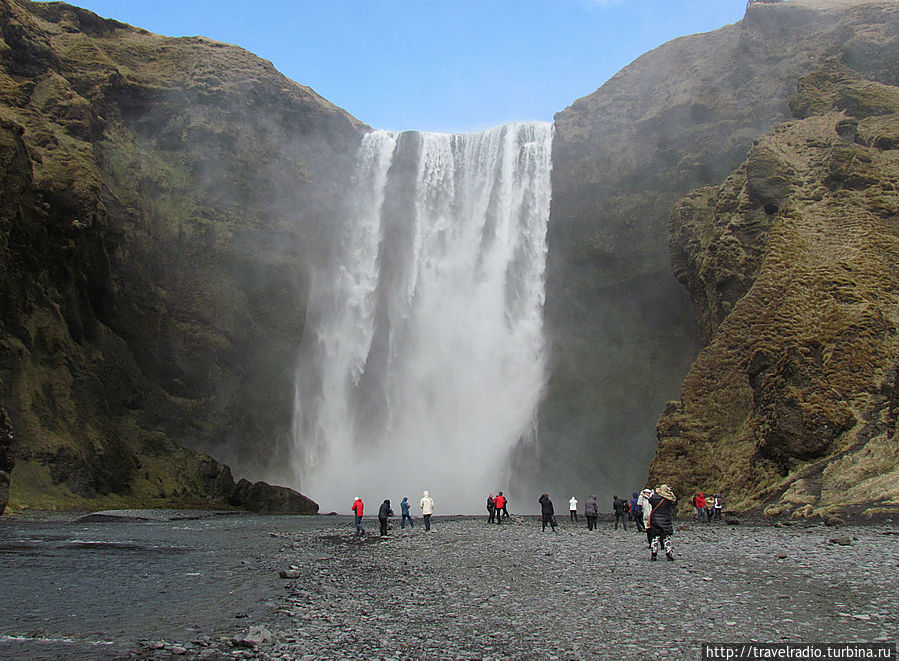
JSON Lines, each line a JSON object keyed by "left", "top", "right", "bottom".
{"left": 400, "top": 497, "right": 414, "bottom": 529}
{"left": 647, "top": 484, "right": 677, "bottom": 561}
{"left": 487, "top": 494, "right": 496, "bottom": 523}
{"left": 494, "top": 491, "right": 507, "bottom": 524}
{"left": 584, "top": 494, "right": 598, "bottom": 530}
{"left": 351, "top": 496, "right": 365, "bottom": 536}
{"left": 569, "top": 496, "right": 578, "bottom": 522}
{"left": 613, "top": 495, "right": 628, "bottom": 530}
{"left": 713, "top": 493, "right": 723, "bottom": 521}
{"left": 378, "top": 499, "right": 393, "bottom": 537}
{"left": 705, "top": 495, "right": 715, "bottom": 523}
{"left": 637, "top": 488, "right": 653, "bottom": 542}
{"left": 420, "top": 490, "right": 435, "bottom": 531}
{"left": 631, "top": 491, "right": 645, "bottom": 532}
{"left": 539, "top": 493, "right": 557, "bottom": 532}
{"left": 693, "top": 492, "right": 707, "bottom": 522}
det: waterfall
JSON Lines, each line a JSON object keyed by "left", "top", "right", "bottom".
{"left": 293, "top": 122, "right": 553, "bottom": 513}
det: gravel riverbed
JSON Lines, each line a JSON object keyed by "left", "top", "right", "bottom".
{"left": 2, "top": 513, "right": 897, "bottom": 659}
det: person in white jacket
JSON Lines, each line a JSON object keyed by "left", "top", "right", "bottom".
{"left": 568, "top": 496, "right": 578, "bottom": 523}
{"left": 637, "top": 488, "right": 654, "bottom": 545}
{"left": 420, "top": 491, "right": 435, "bottom": 531}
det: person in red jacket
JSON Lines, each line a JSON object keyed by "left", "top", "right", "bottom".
{"left": 351, "top": 497, "right": 365, "bottom": 536}
{"left": 694, "top": 492, "right": 707, "bottom": 522}
{"left": 493, "top": 492, "right": 507, "bottom": 524}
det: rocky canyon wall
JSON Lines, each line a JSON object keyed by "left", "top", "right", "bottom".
{"left": 0, "top": 0, "right": 364, "bottom": 512}
{"left": 651, "top": 57, "right": 899, "bottom": 519}
{"left": 539, "top": 0, "right": 899, "bottom": 505}
{"left": 3, "top": 0, "right": 898, "bottom": 516}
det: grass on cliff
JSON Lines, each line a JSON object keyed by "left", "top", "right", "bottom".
{"left": 6, "top": 456, "right": 240, "bottom": 514}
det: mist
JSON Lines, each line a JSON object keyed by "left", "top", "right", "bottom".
{"left": 292, "top": 123, "right": 553, "bottom": 514}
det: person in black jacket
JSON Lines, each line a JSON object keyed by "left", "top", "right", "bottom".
{"left": 647, "top": 484, "right": 677, "bottom": 561}
{"left": 612, "top": 495, "right": 628, "bottom": 530}
{"left": 378, "top": 499, "right": 394, "bottom": 537}
{"left": 584, "top": 495, "right": 599, "bottom": 531}
{"left": 487, "top": 494, "right": 496, "bottom": 523}
{"left": 538, "top": 493, "right": 556, "bottom": 532}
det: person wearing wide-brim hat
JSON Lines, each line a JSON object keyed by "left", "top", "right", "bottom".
{"left": 647, "top": 484, "right": 677, "bottom": 561}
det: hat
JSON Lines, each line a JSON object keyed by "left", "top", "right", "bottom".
{"left": 354, "top": 496, "right": 360, "bottom": 501}
{"left": 657, "top": 484, "right": 676, "bottom": 501}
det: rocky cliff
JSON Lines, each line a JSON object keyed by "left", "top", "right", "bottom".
{"left": 0, "top": 0, "right": 365, "bottom": 513}
{"left": 650, "top": 58, "right": 899, "bottom": 519}
{"left": 540, "top": 0, "right": 899, "bottom": 501}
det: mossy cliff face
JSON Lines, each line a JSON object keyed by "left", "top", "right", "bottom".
{"left": 651, "top": 61, "right": 899, "bottom": 519}
{"left": 0, "top": 0, "right": 365, "bottom": 513}
{"left": 540, "top": 0, "right": 899, "bottom": 498}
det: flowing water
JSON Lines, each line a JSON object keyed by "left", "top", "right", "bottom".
{"left": 293, "top": 122, "right": 553, "bottom": 513}
{"left": 0, "top": 511, "right": 294, "bottom": 659}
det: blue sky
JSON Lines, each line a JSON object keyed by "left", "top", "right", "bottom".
{"left": 55, "top": 0, "right": 749, "bottom": 133}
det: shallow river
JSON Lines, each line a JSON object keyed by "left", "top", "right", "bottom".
{"left": 0, "top": 511, "right": 327, "bottom": 659}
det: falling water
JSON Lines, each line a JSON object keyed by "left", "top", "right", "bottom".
{"left": 293, "top": 122, "right": 553, "bottom": 513}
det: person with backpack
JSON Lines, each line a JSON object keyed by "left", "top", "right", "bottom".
{"left": 539, "top": 493, "right": 557, "bottom": 532}
{"left": 378, "top": 499, "right": 394, "bottom": 537}
{"left": 487, "top": 494, "right": 496, "bottom": 523}
{"left": 584, "top": 495, "right": 599, "bottom": 531}
{"left": 647, "top": 484, "right": 678, "bottom": 561}
{"left": 631, "top": 491, "right": 645, "bottom": 532}
{"left": 613, "top": 495, "right": 628, "bottom": 530}
{"left": 400, "top": 497, "right": 414, "bottom": 529}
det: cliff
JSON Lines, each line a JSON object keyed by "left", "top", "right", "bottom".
{"left": 0, "top": 0, "right": 365, "bottom": 513}
{"left": 539, "top": 0, "right": 899, "bottom": 499}
{"left": 650, "top": 59, "right": 899, "bottom": 519}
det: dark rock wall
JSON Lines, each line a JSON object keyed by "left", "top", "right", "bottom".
{"left": 0, "top": 0, "right": 363, "bottom": 510}
{"left": 538, "top": 0, "right": 899, "bottom": 501}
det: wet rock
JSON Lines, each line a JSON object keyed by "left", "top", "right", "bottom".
{"left": 829, "top": 536, "right": 852, "bottom": 546}
{"left": 244, "top": 626, "right": 273, "bottom": 645}
{"left": 279, "top": 569, "right": 301, "bottom": 579}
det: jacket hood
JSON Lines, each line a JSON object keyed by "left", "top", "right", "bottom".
{"left": 423, "top": 491, "right": 429, "bottom": 497}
